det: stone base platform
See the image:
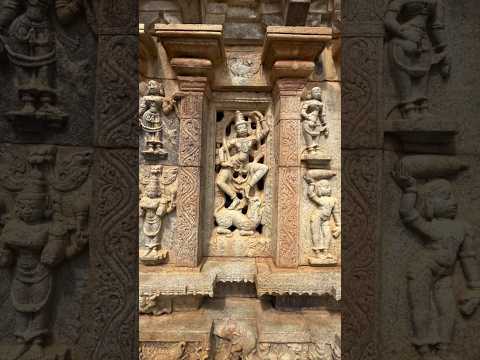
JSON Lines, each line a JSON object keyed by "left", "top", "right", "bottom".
{"left": 140, "top": 298, "right": 340, "bottom": 359}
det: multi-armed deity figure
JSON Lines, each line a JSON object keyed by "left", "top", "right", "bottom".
{"left": 384, "top": 0, "right": 451, "bottom": 121}
{"left": 0, "top": 0, "right": 83, "bottom": 129}
{"left": 139, "top": 80, "right": 178, "bottom": 159}
{"left": 139, "top": 166, "right": 178, "bottom": 265}
{"left": 0, "top": 148, "right": 89, "bottom": 360}
{"left": 214, "top": 111, "right": 269, "bottom": 236}
{"left": 392, "top": 159, "right": 480, "bottom": 360}
{"left": 301, "top": 87, "right": 328, "bottom": 156}
{"left": 305, "top": 174, "right": 340, "bottom": 265}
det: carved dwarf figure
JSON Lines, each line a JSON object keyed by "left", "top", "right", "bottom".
{"left": 216, "top": 110, "right": 269, "bottom": 211}
{"left": 305, "top": 176, "right": 340, "bottom": 264}
{"left": 384, "top": 0, "right": 451, "bottom": 121}
{"left": 139, "top": 166, "right": 177, "bottom": 265}
{"left": 0, "top": 0, "right": 82, "bottom": 127}
{"left": 392, "top": 160, "right": 480, "bottom": 360}
{"left": 139, "top": 80, "right": 177, "bottom": 159}
{"left": 301, "top": 87, "right": 328, "bottom": 154}
{"left": 0, "top": 152, "right": 88, "bottom": 360}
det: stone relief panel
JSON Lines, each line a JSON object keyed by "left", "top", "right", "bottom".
{"left": 381, "top": 153, "right": 480, "bottom": 360}
{"left": 209, "top": 109, "right": 273, "bottom": 257}
{"left": 0, "top": 0, "right": 96, "bottom": 142}
{"left": 302, "top": 170, "right": 341, "bottom": 266}
{"left": 384, "top": 0, "right": 450, "bottom": 122}
{"left": 300, "top": 82, "right": 341, "bottom": 267}
{"left": 139, "top": 165, "right": 178, "bottom": 266}
{"left": 139, "top": 79, "right": 181, "bottom": 164}
{"left": 0, "top": 144, "right": 92, "bottom": 359}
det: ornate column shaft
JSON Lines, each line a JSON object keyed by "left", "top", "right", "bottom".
{"left": 274, "top": 77, "right": 307, "bottom": 268}
{"left": 175, "top": 76, "right": 209, "bottom": 267}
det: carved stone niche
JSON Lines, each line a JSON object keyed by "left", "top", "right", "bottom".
{"left": 0, "top": 144, "right": 92, "bottom": 360}
{"left": 207, "top": 107, "right": 275, "bottom": 258}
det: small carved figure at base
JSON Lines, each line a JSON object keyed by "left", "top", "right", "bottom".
{"left": 139, "top": 293, "right": 172, "bottom": 316}
{"left": 215, "top": 197, "right": 263, "bottom": 237}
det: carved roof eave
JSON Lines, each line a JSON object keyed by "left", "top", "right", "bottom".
{"left": 256, "top": 271, "right": 341, "bottom": 300}
{"left": 140, "top": 273, "right": 216, "bottom": 297}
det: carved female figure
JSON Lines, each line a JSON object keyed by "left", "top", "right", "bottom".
{"left": 393, "top": 161, "right": 480, "bottom": 360}
{"left": 139, "top": 80, "right": 177, "bottom": 158}
{"left": 301, "top": 87, "right": 328, "bottom": 154}
{"left": 0, "top": 0, "right": 82, "bottom": 124}
{"left": 384, "top": 0, "right": 450, "bottom": 121}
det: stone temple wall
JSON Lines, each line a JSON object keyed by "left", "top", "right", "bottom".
{"left": 138, "top": 1, "right": 342, "bottom": 358}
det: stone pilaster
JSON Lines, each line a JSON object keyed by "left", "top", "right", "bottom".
{"left": 273, "top": 77, "right": 307, "bottom": 268}
{"left": 174, "top": 76, "right": 209, "bottom": 267}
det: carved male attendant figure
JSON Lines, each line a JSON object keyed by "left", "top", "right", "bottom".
{"left": 139, "top": 166, "right": 178, "bottom": 265}
{"left": 392, "top": 160, "right": 480, "bottom": 360}
{"left": 216, "top": 110, "right": 269, "bottom": 210}
{"left": 305, "top": 176, "right": 340, "bottom": 265}
{"left": 384, "top": 0, "right": 450, "bottom": 121}
{"left": 0, "top": 0, "right": 82, "bottom": 128}
{"left": 301, "top": 87, "right": 328, "bottom": 154}
{"left": 139, "top": 80, "right": 177, "bottom": 159}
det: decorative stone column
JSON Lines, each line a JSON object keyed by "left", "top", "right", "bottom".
{"left": 264, "top": 26, "right": 332, "bottom": 268}
{"left": 175, "top": 75, "right": 210, "bottom": 267}
{"left": 155, "top": 24, "right": 224, "bottom": 267}
{"left": 273, "top": 77, "right": 307, "bottom": 268}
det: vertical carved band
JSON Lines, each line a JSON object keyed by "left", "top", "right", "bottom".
{"left": 88, "top": 149, "right": 138, "bottom": 359}
{"left": 277, "top": 167, "right": 300, "bottom": 268}
{"left": 274, "top": 79, "right": 305, "bottom": 268}
{"left": 175, "top": 166, "right": 201, "bottom": 267}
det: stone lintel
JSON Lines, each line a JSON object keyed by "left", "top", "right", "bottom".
{"left": 154, "top": 24, "right": 226, "bottom": 66}
{"left": 262, "top": 26, "right": 332, "bottom": 69}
